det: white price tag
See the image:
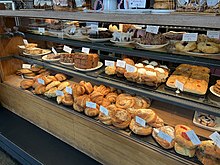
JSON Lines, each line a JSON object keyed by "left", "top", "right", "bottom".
{"left": 37, "top": 78, "right": 45, "bottom": 85}
{"left": 179, "top": 0, "right": 189, "bottom": 5}
{"left": 22, "top": 64, "right": 31, "bottom": 69}
{"left": 175, "top": 80, "right": 184, "bottom": 91}
{"left": 63, "top": 45, "right": 72, "bottom": 54}
{"left": 207, "top": 0, "right": 219, "bottom": 7}
{"left": 56, "top": 90, "right": 64, "bottom": 96}
{"left": 135, "top": 116, "right": 146, "bottom": 127}
{"left": 38, "top": 27, "right": 45, "bottom": 34}
{"left": 82, "top": 47, "right": 90, "bottom": 54}
{"left": 209, "top": 131, "right": 220, "bottom": 148}
{"left": 65, "top": 86, "right": 72, "bottom": 95}
{"left": 116, "top": 60, "right": 126, "bottom": 68}
{"left": 158, "top": 131, "right": 173, "bottom": 143}
{"left": 207, "top": 31, "right": 220, "bottom": 39}
{"left": 186, "top": 130, "right": 201, "bottom": 145}
{"left": 52, "top": 47, "right": 57, "bottom": 55}
{"left": 91, "top": 24, "right": 98, "bottom": 34}
{"left": 100, "top": 105, "right": 109, "bottom": 116}
{"left": 146, "top": 25, "right": 159, "bottom": 34}
{"left": 126, "top": 64, "right": 136, "bottom": 73}
{"left": 23, "top": 39, "right": 28, "bottom": 45}
{"left": 105, "top": 60, "right": 115, "bottom": 67}
{"left": 70, "top": 26, "right": 76, "bottom": 34}
{"left": 75, "top": 0, "right": 84, "bottom": 7}
{"left": 182, "top": 33, "right": 198, "bottom": 42}
{"left": 86, "top": 101, "right": 96, "bottom": 109}
{"left": 129, "top": 0, "right": 146, "bottom": 8}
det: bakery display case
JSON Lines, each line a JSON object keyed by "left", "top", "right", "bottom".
{"left": 0, "top": 10, "right": 220, "bottom": 165}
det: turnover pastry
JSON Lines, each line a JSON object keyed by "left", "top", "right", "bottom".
{"left": 98, "top": 104, "right": 117, "bottom": 125}
{"left": 152, "top": 126, "right": 175, "bottom": 149}
{"left": 116, "top": 94, "right": 135, "bottom": 109}
{"left": 112, "top": 108, "right": 131, "bottom": 129}
{"left": 84, "top": 104, "right": 100, "bottom": 117}
{"left": 20, "top": 79, "right": 34, "bottom": 89}
{"left": 129, "top": 119, "right": 152, "bottom": 136}
{"left": 124, "top": 67, "right": 138, "bottom": 82}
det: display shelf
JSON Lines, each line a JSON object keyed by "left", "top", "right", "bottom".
{"left": 25, "top": 33, "right": 220, "bottom": 68}
{"left": 13, "top": 55, "right": 220, "bottom": 117}
{"left": 0, "top": 10, "right": 220, "bottom": 28}
{"left": 1, "top": 75, "right": 205, "bottom": 165}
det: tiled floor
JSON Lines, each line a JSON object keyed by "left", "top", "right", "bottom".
{"left": 0, "top": 106, "right": 101, "bottom": 165}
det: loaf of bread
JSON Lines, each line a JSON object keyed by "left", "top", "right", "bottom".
{"left": 74, "top": 52, "right": 99, "bottom": 69}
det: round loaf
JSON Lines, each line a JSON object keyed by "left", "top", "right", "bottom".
{"left": 129, "top": 119, "right": 152, "bottom": 136}
{"left": 112, "top": 108, "right": 131, "bottom": 129}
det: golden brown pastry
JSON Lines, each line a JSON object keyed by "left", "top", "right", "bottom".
{"left": 135, "top": 109, "right": 157, "bottom": 125}
{"left": 115, "top": 94, "right": 135, "bottom": 109}
{"left": 62, "top": 94, "right": 74, "bottom": 106}
{"left": 79, "top": 81, "right": 94, "bottom": 94}
{"left": 30, "top": 67, "right": 41, "bottom": 73}
{"left": 20, "top": 79, "right": 34, "bottom": 89}
{"left": 196, "top": 150, "right": 220, "bottom": 165}
{"left": 84, "top": 104, "right": 100, "bottom": 117}
{"left": 18, "top": 69, "right": 32, "bottom": 74}
{"left": 152, "top": 126, "right": 175, "bottom": 149}
{"left": 124, "top": 67, "right": 138, "bottom": 82}
{"left": 42, "top": 76, "right": 53, "bottom": 85}
{"left": 58, "top": 81, "right": 70, "bottom": 91}
{"left": 129, "top": 119, "right": 152, "bottom": 136}
{"left": 101, "top": 98, "right": 111, "bottom": 107}
{"left": 116, "top": 58, "right": 135, "bottom": 77}
{"left": 175, "top": 41, "right": 197, "bottom": 52}
{"left": 73, "top": 94, "right": 91, "bottom": 112}
{"left": 55, "top": 73, "right": 67, "bottom": 81}
{"left": 73, "top": 84, "right": 86, "bottom": 97}
{"left": 34, "top": 85, "right": 46, "bottom": 95}
{"left": 90, "top": 91, "right": 104, "bottom": 105}
{"left": 94, "top": 85, "right": 110, "bottom": 96}
{"left": 98, "top": 104, "right": 117, "bottom": 125}
{"left": 105, "top": 66, "right": 116, "bottom": 75}
{"left": 105, "top": 92, "right": 118, "bottom": 103}
{"left": 197, "top": 42, "right": 219, "bottom": 54}
{"left": 133, "top": 96, "right": 151, "bottom": 109}
{"left": 197, "top": 140, "right": 220, "bottom": 159}
{"left": 112, "top": 108, "right": 131, "bottom": 129}
{"left": 46, "top": 81, "right": 61, "bottom": 91}
{"left": 47, "top": 75, "right": 57, "bottom": 81}
{"left": 44, "top": 87, "right": 57, "bottom": 98}
{"left": 183, "top": 78, "right": 208, "bottom": 95}
{"left": 32, "top": 81, "right": 41, "bottom": 89}
{"left": 175, "top": 125, "right": 198, "bottom": 149}
{"left": 57, "top": 95, "right": 64, "bottom": 104}
{"left": 150, "top": 116, "right": 164, "bottom": 128}
{"left": 127, "top": 108, "right": 138, "bottom": 118}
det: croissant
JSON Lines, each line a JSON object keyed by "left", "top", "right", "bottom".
{"left": 84, "top": 104, "right": 100, "bottom": 117}
{"left": 79, "top": 81, "right": 94, "bottom": 94}
{"left": 105, "top": 92, "right": 118, "bottom": 103}
{"left": 73, "top": 84, "right": 86, "bottom": 97}
{"left": 62, "top": 94, "right": 74, "bottom": 106}
{"left": 90, "top": 91, "right": 104, "bottom": 105}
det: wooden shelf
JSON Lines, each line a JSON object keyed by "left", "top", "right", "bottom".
{"left": 0, "top": 10, "right": 220, "bottom": 28}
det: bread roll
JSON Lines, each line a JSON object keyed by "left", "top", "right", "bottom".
{"left": 129, "top": 119, "right": 152, "bottom": 136}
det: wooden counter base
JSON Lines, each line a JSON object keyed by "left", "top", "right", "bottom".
{"left": 0, "top": 83, "right": 188, "bottom": 165}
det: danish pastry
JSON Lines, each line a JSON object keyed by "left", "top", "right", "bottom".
{"left": 20, "top": 79, "right": 34, "bottom": 89}
{"left": 112, "top": 108, "right": 131, "bottom": 129}
{"left": 133, "top": 96, "right": 151, "bottom": 109}
{"left": 105, "top": 92, "right": 118, "bottom": 103}
{"left": 62, "top": 94, "right": 74, "bottom": 106}
{"left": 55, "top": 73, "right": 67, "bottom": 81}
{"left": 116, "top": 94, "right": 135, "bottom": 109}
{"left": 90, "top": 91, "right": 104, "bottom": 105}
{"left": 79, "top": 81, "right": 93, "bottom": 94}
{"left": 98, "top": 104, "right": 117, "bottom": 125}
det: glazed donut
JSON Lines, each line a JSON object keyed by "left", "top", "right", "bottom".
{"left": 129, "top": 119, "right": 152, "bottom": 136}
{"left": 197, "top": 42, "right": 219, "bottom": 54}
{"left": 175, "top": 41, "right": 197, "bottom": 52}
{"left": 112, "top": 108, "right": 131, "bottom": 129}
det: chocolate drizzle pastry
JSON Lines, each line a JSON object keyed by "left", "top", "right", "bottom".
{"left": 139, "top": 33, "right": 167, "bottom": 45}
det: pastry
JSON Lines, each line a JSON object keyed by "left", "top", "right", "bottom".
{"left": 25, "top": 43, "right": 37, "bottom": 48}
{"left": 197, "top": 113, "right": 217, "bottom": 127}
{"left": 174, "top": 143, "right": 196, "bottom": 158}
{"left": 112, "top": 108, "right": 131, "bottom": 129}
{"left": 73, "top": 94, "right": 91, "bottom": 112}
{"left": 42, "top": 76, "right": 53, "bottom": 85}
{"left": 197, "top": 42, "right": 219, "bottom": 54}
{"left": 150, "top": 116, "right": 164, "bottom": 128}
{"left": 34, "top": 85, "right": 46, "bottom": 95}
{"left": 105, "top": 92, "right": 118, "bottom": 104}
{"left": 90, "top": 91, "right": 104, "bottom": 105}
{"left": 101, "top": 98, "right": 111, "bottom": 107}
{"left": 175, "top": 125, "right": 198, "bottom": 149}
{"left": 116, "top": 94, "right": 135, "bottom": 109}
{"left": 32, "top": 81, "right": 41, "bottom": 89}
{"left": 62, "top": 94, "right": 74, "bottom": 106}
{"left": 135, "top": 109, "right": 157, "bottom": 125}
{"left": 20, "top": 79, "right": 34, "bottom": 89}
{"left": 94, "top": 85, "right": 110, "bottom": 96}
{"left": 60, "top": 53, "right": 75, "bottom": 64}
{"left": 84, "top": 104, "right": 100, "bottom": 117}
{"left": 73, "top": 84, "right": 86, "bottom": 97}
{"left": 129, "top": 119, "right": 152, "bottom": 136}
{"left": 55, "top": 73, "right": 67, "bottom": 81}
{"left": 152, "top": 126, "right": 175, "bottom": 149}
{"left": 127, "top": 108, "right": 138, "bottom": 118}
{"left": 116, "top": 58, "right": 135, "bottom": 77}
{"left": 98, "top": 104, "right": 117, "bottom": 125}
{"left": 166, "top": 75, "right": 188, "bottom": 88}
{"left": 175, "top": 41, "right": 197, "bottom": 52}
{"left": 196, "top": 150, "right": 220, "bottom": 165}
{"left": 79, "top": 81, "right": 93, "bottom": 94}
{"left": 30, "top": 67, "right": 41, "bottom": 73}
{"left": 124, "top": 67, "right": 138, "bottom": 82}
{"left": 197, "top": 140, "right": 220, "bottom": 159}
{"left": 58, "top": 81, "right": 70, "bottom": 91}
{"left": 18, "top": 69, "right": 33, "bottom": 74}
{"left": 133, "top": 96, "right": 151, "bottom": 109}
{"left": 44, "top": 87, "right": 57, "bottom": 98}
{"left": 24, "top": 73, "right": 36, "bottom": 77}
{"left": 105, "top": 66, "right": 116, "bottom": 75}
{"left": 184, "top": 78, "right": 208, "bottom": 95}
{"left": 46, "top": 81, "right": 61, "bottom": 91}
{"left": 57, "top": 95, "right": 64, "bottom": 104}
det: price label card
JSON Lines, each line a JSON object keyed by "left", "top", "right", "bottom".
{"left": 179, "top": 0, "right": 189, "bottom": 5}
{"left": 126, "top": 64, "right": 136, "bottom": 73}
{"left": 90, "top": 24, "right": 98, "bottom": 34}
{"left": 63, "top": 45, "right": 72, "bottom": 54}
{"left": 70, "top": 26, "right": 76, "bottom": 34}
{"left": 175, "top": 80, "right": 184, "bottom": 91}
{"left": 209, "top": 131, "right": 220, "bottom": 148}
{"left": 56, "top": 90, "right": 64, "bottom": 96}
{"left": 75, "top": 0, "right": 84, "bottom": 7}
{"left": 86, "top": 101, "right": 96, "bottom": 109}
{"left": 105, "top": 60, "right": 115, "bottom": 67}
{"left": 38, "top": 27, "right": 45, "bottom": 34}
{"left": 22, "top": 64, "right": 31, "bottom": 69}
{"left": 82, "top": 47, "right": 90, "bottom": 54}
{"left": 23, "top": 39, "right": 28, "bottom": 45}
{"left": 37, "top": 78, "right": 45, "bottom": 85}
{"left": 182, "top": 33, "right": 198, "bottom": 41}
{"left": 158, "top": 131, "right": 173, "bottom": 143}
{"left": 146, "top": 25, "right": 159, "bottom": 34}
{"left": 207, "top": 31, "right": 220, "bottom": 39}
{"left": 52, "top": 47, "right": 57, "bottom": 55}
{"left": 186, "top": 130, "right": 201, "bottom": 145}
{"left": 129, "top": 0, "right": 146, "bottom": 8}
{"left": 116, "top": 60, "right": 126, "bottom": 68}
{"left": 135, "top": 116, "right": 146, "bottom": 127}
{"left": 207, "top": 0, "right": 219, "bottom": 7}
{"left": 65, "top": 86, "right": 72, "bottom": 95}
{"left": 100, "top": 105, "right": 109, "bottom": 116}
